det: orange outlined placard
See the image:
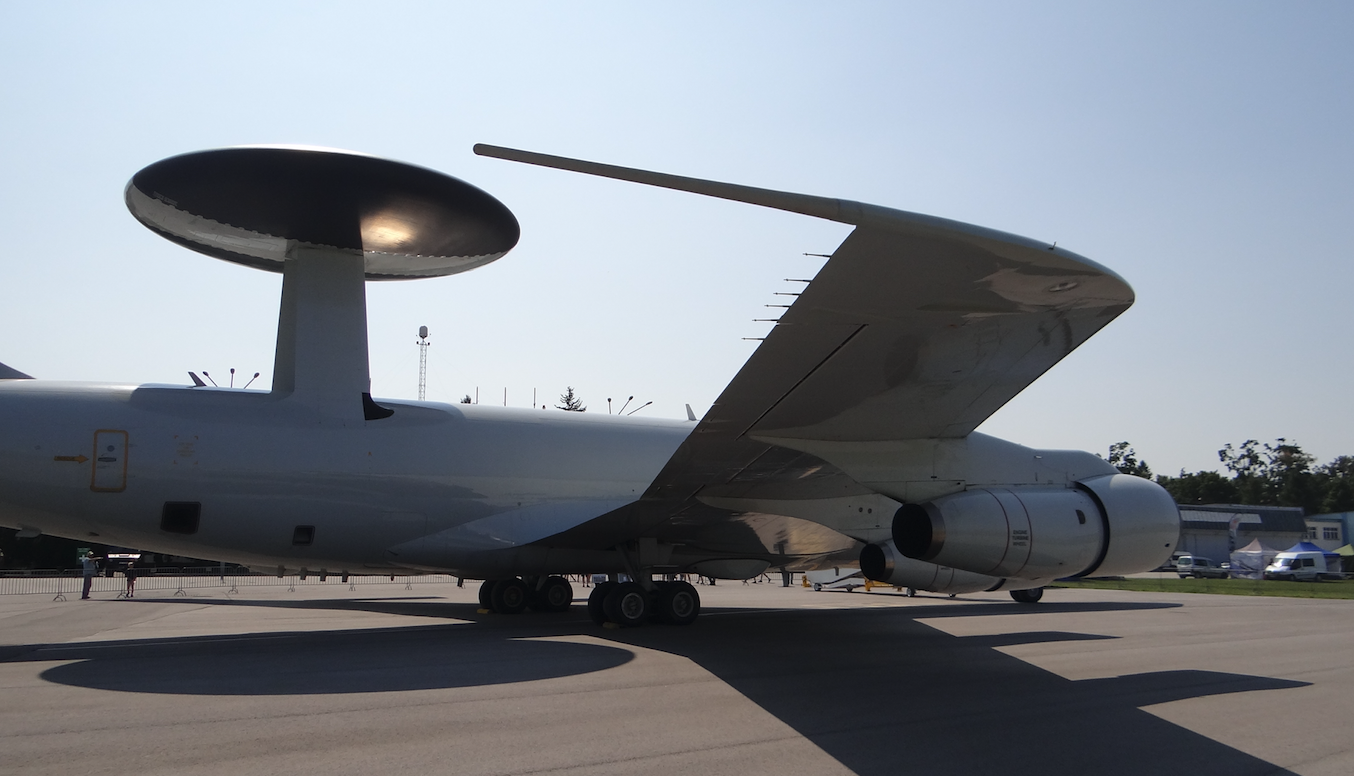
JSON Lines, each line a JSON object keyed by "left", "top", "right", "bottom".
{"left": 90, "top": 430, "right": 128, "bottom": 492}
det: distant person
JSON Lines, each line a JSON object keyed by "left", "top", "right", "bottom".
{"left": 123, "top": 561, "right": 137, "bottom": 598}
{"left": 80, "top": 552, "right": 101, "bottom": 600}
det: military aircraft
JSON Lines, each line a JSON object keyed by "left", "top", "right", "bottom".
{"left": 0, "top": 144, "right": 1180, "bottom": 628}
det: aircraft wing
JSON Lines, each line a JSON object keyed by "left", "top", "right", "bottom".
{"left": 475, "top": 146, "right": 1133, "bottom": 551}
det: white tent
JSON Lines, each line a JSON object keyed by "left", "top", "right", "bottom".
{"left": 1229, "top": 539, "right": 1279, "bottom": 579}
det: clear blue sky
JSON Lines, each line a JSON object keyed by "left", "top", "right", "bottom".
{"left": 1, "top": 2, "right": 1350, "bottom": 476}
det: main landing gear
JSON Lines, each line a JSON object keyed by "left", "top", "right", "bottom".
{"left": 476, "top": 576, "right": 700, "bottom": 627}
{"left": 587, "top": 579, "right": 700, "bottom": 628}
{"left": 478, "top": 575, "right": 575, "bottom": 615}
{"left": 1009, "top": 587, "right": 1044, "bottom": 603}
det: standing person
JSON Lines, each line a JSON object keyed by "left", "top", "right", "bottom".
{"left": 123, "top": 561, "right": 137, "bottom": 598}
{"left": 80, "top": 551, "right": 101, "bottom": 600}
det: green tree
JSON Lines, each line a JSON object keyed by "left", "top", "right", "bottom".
{"left": 1219, "top": 438, "right": 1321, "bottom": 512}
{"left": 1103, "top": 441, "right": 1152, "bottom": 478}
{"left": 556, "top": 387, "right": 586, "bottom": 412}
{"left": 1218, "top": 440, "right": 1268, "bottom": 505}
{"left": 1269, "top": 440, "right": 1320, "bottom": 513}
{"left": 1117, "top": 438, "right": 1351, "bottom": 515}
{"left": 460, "top": 395, "right": 472, "bottom": 404}
{"left": 1156, "top": 470, "right": 1240, "bottom": 505}
{"left": 1318, "top": 456, "right": 1354, "bottom": 513}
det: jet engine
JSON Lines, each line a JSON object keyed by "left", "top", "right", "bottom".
{"left": 891, "top": 473, "right": 1179, "bottom": 580}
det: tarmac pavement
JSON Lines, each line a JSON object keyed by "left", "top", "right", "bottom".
{"left": 1, "top": 579, "right": 1350, "bottom": 776}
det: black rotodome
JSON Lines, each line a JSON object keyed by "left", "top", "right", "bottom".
{"left": 125, "top": 146, "right": 520, "bottom": 279}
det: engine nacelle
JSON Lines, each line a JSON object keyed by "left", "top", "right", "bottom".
{"left": 892, "top": 474, "right": 1179, "bottom": 580}
{"left": 860, "top": 540, "right": 1014, "bottom": 594}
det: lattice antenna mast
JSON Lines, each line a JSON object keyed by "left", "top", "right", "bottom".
{"left": 416, "top": 325, "right": 430, "bottom": 401}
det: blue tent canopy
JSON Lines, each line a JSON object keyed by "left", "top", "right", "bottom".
{"left": 1286, "top": 541, "right": 1337, "bottom": 555}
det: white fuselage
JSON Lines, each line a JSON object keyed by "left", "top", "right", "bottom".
{"left": 0, "top": 380, "right": 691, "bottom": 574}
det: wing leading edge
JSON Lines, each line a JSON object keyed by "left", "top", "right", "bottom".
{"left": 475, "top": 145, "right": 1133, "bottom": 554}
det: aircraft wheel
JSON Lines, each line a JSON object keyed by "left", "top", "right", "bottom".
{"left": 588, "top": 582, "right": 616, "bottom": 626}
{"left": 478, "top": 579, "right": 497, "bottom": 609}
{"left": 490, "top": 577, "right": 529, "bottom": 614}
{"left": 906, "top": 587, "right": 917, "bottom": 597}
{"left": 603, "top": 581, "right": 649, "bottom": 627}
{"left": 657, "top": 580, "right": 700, "bottom": 625}
{"left": 1010, "top": 587, "right": 1044, "bottom": 604}
{"left": 811, "top": 582, "right": 822, "bottom": 591}
{"left": 534, "top": 575, "right": 574, "bottom": 612}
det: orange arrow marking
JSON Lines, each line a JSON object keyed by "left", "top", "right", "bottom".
{"left": 53, "top": 455, "right": 89, "bottom": 463}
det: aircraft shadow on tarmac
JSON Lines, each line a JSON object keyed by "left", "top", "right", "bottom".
{"left": 15, "top": 595, "right": 1308, "bottom": 776}
{"left": 616, "top": 603, "right": 1309, "bottom": 776}
{"left": 18, "top": 598, "right": 634, "bottom": 694}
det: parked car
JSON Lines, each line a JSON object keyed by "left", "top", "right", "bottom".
{"left": 1176, "top": 555, "right": 1229, "bottom": 579}
{"left": 1154, "top": 553, "right": 1187, "bottom": 573}
{"left": 1263, "top": 551, "right": 1340, "bottom": 582}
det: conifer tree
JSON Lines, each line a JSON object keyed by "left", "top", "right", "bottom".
{"left": 556, "top": 387, "right": 586, "bottom": 412}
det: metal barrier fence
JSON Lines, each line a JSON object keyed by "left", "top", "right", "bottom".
{"left": 0, "top": 571, "right": 465, "bottom": 601}
{"left": 0, "top": 570, "right": 790, "bottom": 602}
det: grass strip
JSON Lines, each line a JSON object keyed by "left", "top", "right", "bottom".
{"left": 1050, "top": 577, "right": 1354, "bottom": 599}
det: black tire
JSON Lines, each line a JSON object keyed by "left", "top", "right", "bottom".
{"left": 535, "top": 575, "right": 574, "bottom": 612}
{"left": 811, "top": 582, "right": 822, "bottom": 591}
{"left": 478, "top": 579, "right": 497, "bottom": 609}
{"left": 1010, "top": 587, "right": 1044, "bottom": 604}
{"left": 603, "top": 581, "right": 649, "bottom": 627}
{"left": 490, "top": 577, "right": 529, "bottom": 614}
{"left": 657, "top": 581, "right": 700, "bottom": 625}
{"left": 588, "top": 581, "right": 616, "bottom": 626}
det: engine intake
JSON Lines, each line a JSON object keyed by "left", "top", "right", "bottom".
{"left": 891, "top": 474, "right": 1178, "bottom": 580}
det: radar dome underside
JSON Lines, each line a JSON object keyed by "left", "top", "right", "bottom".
{"left": 125, "top": 147, "right": 520, "bottom": 279}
